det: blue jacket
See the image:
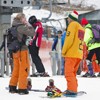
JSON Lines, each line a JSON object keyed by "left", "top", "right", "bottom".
{"left": 52, "top": 36, "right": 58, "bottom": 51}
{"left": 52, "top": 31, "right": 66, "bottom": 51}
{"left": 61, "top": 31, "right": 66, "bottom": 46}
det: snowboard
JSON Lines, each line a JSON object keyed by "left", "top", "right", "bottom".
{"left": 63, "top": 91, "right": 87, "bottom": 97}
{"left": 30, "top": 89, "right": 46, "bottom": 92}
{"left": 41, "top": 91, "right": 87, "bottom": 98}
{"left": 5, "top": 87, "right": 46, "bottom": 92}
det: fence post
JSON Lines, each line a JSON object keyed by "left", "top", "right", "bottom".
{"left": 57, "top": 53, "right": 62, "bottom": 75}
{"left": 4, "top": 35, "right": 10, "bottom": 76}
{"left": 0, "top": 52, "right": 4, "bottom": 77}
{"left": 49, "top": 51, "right": 57, "bottom": 75}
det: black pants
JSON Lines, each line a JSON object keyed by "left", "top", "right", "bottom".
{"left": 87, "top": 47, "right": 100, "bottom": 64}
{"left": 28, "top": 44, "right": 45, "bottom": 73}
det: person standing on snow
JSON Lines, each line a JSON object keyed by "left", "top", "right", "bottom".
{"left": 28, "top": 16, "right": 49, "bottom": 77}
{"left": 9, "top": 13, "right": 35, "bottom": 95}
{"left": 51, "top": 30, "right": 66, "bottom": 75}
{"left": 51, "top": 30, "right": 63, "bottom": 75}
{"left": 81, "top": 18, "right": 100, "bottom": 77}
{"left": 62, "top": 10, "right": 85, "bottom": 96}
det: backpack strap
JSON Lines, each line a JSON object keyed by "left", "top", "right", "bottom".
{"left": 85, "top": 27, "right": 92, "bottom": 31}
{"left": 12, "top": 24, "right": 26, "bottom": 51}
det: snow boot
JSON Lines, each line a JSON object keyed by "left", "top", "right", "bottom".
{"left": 40, "top": 72, "right": 50, "bottom": 77}
{"left": 9, "top": 85, "right": 18, "bottom": 93}
{"left": 30, "top": 72, "right": 40, "bottom": 77}
{"left": 30, "top": 72, "right": 49, "bottom": 77}
{"left": 18, "top": 89, "right": 29, "bottom": 95}
{"left": 63, "top": 90, "right": 77, "bottom": 97}
{"left": 97, "top": 72, "right": 100, "bottom": 77}
{"left": 82, "top": 72, "right": 90, "bottom": 77}
{"left": 90, "top": 74, "right": 96, "bottom": 77}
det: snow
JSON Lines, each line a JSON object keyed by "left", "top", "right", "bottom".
{"left": 80, "top": 0, "right": 100, "bottom": 9}
{"left": 1, "top": 48, "right": 100, "bottom": 100}
{"left": 65, "top": 0, "right": 100, "bottom": 10}
{"left": 1, "top": 74, "right": 100, "bottom": 100}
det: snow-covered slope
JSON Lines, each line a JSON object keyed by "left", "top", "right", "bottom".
{"left": 1, "top": 47, "right": 100, "bottom": 100}
{"left": 65, "top": 0, "right": 100, "bottom": 10}
{"left": 1, "top": 75, "right": 100, "bottom": 100}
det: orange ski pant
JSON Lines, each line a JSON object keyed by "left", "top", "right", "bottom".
{"left": 9, "top": 50, "right": 30, "bottom": 89}
{"left": 64, "top": 57, "right": 81, "bottom": 93}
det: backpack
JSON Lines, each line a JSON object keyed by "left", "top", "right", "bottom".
{"left": 7, "top": 24, "right": 26, "bottom": 53}
{"left": 87, "top": 24, "right": 100, "bottom": 44}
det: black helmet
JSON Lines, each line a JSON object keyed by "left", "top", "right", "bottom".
{"left": 28, "top": 16, "right": 37, "bottom": 25}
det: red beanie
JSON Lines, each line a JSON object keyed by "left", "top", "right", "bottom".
{"left": 81, "top": 18, "right": 88, "bottom": 25}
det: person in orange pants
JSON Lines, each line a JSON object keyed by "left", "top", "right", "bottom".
{"left": 9, "top": 50, "right": 30, "bottom": 90}
{"left": 64, "top": 58, "right": 81, "bottom": 92}
{"left": 62, "top": 10, "right": 84, "bottom": 96}
{"left": 9, "top": 13, "right": 34, "bottom": 95}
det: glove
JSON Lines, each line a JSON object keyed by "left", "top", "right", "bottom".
{"left": 25, "top": 36, "right": 32, "bottom": 46}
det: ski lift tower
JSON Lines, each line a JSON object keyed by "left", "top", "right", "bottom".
{"left": 0, "top": 0, "right": 33, "bottom": 44}
{"left": 0, "top": 0, "right": 53, "bottom": 77}
{"left": 0, "top": 0, "right": 33, "bottom": 77}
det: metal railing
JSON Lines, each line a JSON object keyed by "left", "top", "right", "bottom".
{"left": 0, "top": 51, "right": 4, "bottom": 77}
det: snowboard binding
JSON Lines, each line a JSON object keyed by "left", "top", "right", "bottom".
{"left": 45, "top": 79, "right": 62, "bottom": 98}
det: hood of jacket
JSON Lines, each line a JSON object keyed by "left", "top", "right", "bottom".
{"left": 12, "top": 19, "right": 24, "bottom": 26}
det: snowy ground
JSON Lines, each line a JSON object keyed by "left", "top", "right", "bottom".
{"left": 1, "top": 48, "right": 100, "bottom": 100}
{"left": 1, "top": 75, "right": 100, "bottom": 100}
